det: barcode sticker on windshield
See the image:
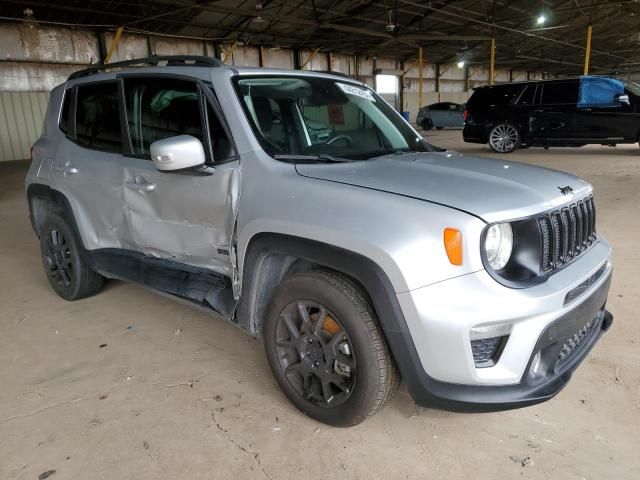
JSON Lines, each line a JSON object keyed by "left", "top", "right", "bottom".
{"left": 336, "top": 82, "right": 375, "bottom": 101}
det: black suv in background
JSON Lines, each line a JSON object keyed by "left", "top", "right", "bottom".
{"left": 463, "top": 77, "right": 640, "bottom": 153}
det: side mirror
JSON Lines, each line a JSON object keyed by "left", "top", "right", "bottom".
{"left": 615, "top": 93, "right": 630, "bottom": 106}
{"left": 150, "top": 135, "right": 205, "bottom": 172}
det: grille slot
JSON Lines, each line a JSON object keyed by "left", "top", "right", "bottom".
{"left": 556, "top": 314, "right": 600, "bottom": 369}
{"left": 539, "top": 196, "right": 596, "bottom": 272}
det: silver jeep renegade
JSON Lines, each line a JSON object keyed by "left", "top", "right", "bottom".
{"left": 26, "top": 56, "right": 613, "bottom": 426}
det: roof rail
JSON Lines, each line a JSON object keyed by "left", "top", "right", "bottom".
{"left": 311, "top": 70, "right": 355, "bottom": 80}
{"left": 68, "top": 55, "right": 223, "bottom": 81}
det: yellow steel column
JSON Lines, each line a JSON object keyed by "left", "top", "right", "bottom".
{"left": 418, "top": 47, "right": 423, "bottom": 107}
{"left": 584, "top": 23, "right": 593, "bottom": 75}
{"left": 105, "top": 26, "right": 124, "bottom": 64}
{"left": 489, "top": 36, "right": 496, "bottom": 85}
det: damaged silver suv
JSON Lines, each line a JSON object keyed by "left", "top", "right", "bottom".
{"left": 26, "top": 56, "right": 613, "bottom": 426}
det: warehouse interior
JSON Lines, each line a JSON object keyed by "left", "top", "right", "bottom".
{"left": 1, "top": 1, "right": 639, "bottom": 479}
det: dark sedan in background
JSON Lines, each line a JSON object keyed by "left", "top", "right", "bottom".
{"left": 416, "top": 102, "right": 465, "bottom": 130}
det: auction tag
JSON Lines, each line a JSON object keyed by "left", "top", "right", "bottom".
{"left": 336, "top": 82, "right": 375, "bottom": 101}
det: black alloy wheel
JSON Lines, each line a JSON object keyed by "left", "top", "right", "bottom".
{"left": 274, "top": 300, "right": 356, "bottom": 408}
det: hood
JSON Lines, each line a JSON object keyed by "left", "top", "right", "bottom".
{"left": 295, "top": 151, "right": 592, "bottom": 223}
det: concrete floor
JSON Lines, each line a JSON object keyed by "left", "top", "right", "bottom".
{"left": 1, "top": 131, "right": 639, "bottom": 480}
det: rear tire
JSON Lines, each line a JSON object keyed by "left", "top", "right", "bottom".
{"left": 263, "top": 270, "right": 399, "bottom": 427}
{"left": 421, "top": 118, "right": 433, "bottom": 130}
{"left": 488, "top": 123, "right": 520, "bottom": 153}
{"left": 39, "top": 212, "right": 104, "bottom": 300}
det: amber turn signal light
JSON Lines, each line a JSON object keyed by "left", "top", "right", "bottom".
{"left": 444, "top": 228, "right": 463, "bottom": 265}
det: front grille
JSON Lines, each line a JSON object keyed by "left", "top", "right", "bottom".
{"left": 538, "top": 196, "right": 596, "bottom": 272}
{"left": 556, "top": 314, "right": 600, "bottom": 369}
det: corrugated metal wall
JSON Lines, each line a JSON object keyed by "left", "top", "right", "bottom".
{"left": 0, "top": 21, "right": 554, "bottom": 160}
{"left": 0, "top": 91, "right": 48, "bottom": 162}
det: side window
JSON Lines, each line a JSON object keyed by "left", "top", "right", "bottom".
{"left": 59, "top": 88, "right": 74, "bottom": 136}
{"left": 76, "top": 82, "right": 122, "bottom": 153}
{"left": 517, "top": 85, "right": 536, "bottom": 105}
{"left": 494, "top": 85, "right": 525, "bottom": 105}
{"left": 205, "top": 99, "right": 235, "bottom": 162}
{"left": 430, "top": 103, "right": 446, "bottom": 111}
{"left": 124, "top": 77, "right": 204, "bottom": 157}
{"left": 541, "top": 82, "right": 579, "bottom": 105}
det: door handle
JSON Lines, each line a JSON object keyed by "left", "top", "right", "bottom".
{"left": 125, "top": 177, "right": 156, "bottom": 192}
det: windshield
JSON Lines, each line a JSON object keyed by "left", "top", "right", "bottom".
{"left": 233, "top": 75, "right": 433, "bottom": 160}
{"left": 623, "top": 80, "right": 640, "bottom": 97}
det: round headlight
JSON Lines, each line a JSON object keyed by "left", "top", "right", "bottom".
{"left": 484, "top": 223, "right": 513, "bottom": 270}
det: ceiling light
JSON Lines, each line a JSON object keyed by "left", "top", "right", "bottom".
{"left": 23, "top": 8, "right": 39, "bottom": 29}
{"left": 457, "top": 61, "right": 465, "bottom": 68}
{"left": 254, "top": 1, "right": 266, "bottom": 23}
{"left": 537, "top": 14, "right": 546, "bottom": 25}
{"left": 386, "top": 11, "right": 396, "bottom": 32}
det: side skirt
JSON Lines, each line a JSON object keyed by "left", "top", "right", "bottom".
{"left": 89, "top": 249, "right": 236, "bottom": 319}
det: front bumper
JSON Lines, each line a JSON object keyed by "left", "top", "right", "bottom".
{"left": 389, "top": 239, "right": 613, "bottom": 411}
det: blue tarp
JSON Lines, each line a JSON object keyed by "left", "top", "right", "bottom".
{"left": 578, "top": 76, "right": 624, "bottom": 108}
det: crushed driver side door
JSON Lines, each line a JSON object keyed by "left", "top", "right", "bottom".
{"left": 120, "top": 74, "right": 240, "bottom": 278}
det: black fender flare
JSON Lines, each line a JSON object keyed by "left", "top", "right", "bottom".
{"left": 26, "top": 184, "right": 78, "bottom": 239}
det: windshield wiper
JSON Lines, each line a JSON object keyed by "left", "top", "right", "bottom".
{"left": 273, "top": 154, "right": 355, "bottom": 163}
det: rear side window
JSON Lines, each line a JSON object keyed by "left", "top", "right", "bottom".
{"left": 516, "top": 85, "right": 536, "bottom": 105}
{"left": 541, "top": 82, "right": 579, "bottom": 105}
{"left": 467, "top": 85, "right": 525, "bottom": 109}
{"left": 59, "top": 89, "right": 74, "bottom": 136}
{"left": 76, "top": 82, "right": 123, "bottom": 153}
{"left": 124, "top": 77, "right": 204, "bottom": 157}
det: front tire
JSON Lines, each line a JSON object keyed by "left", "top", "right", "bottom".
{"left": 488, "top": 123, "right": 520, "bottom": 153}
{"left": 264, "top": 270, "right": 399, "bottom": 427}
{"left": 39, "top": 212, "right": 104, "bottom": 300}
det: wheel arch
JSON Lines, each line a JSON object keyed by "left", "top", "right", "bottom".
{"left": 235, "top": 233, "right": 409, "bottom": 338}
{"left": 27, "top": 184, "right": 76, "bottom": 239}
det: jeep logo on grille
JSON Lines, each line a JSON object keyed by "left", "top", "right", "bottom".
{"left": 558, "top": 185, "right": 574, "bottom": 195}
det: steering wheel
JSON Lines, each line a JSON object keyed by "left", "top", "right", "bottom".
{"left": 326, "top": 134, "right": 353, "bottom": 146}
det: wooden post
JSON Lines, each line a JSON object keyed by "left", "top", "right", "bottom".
{"left": 259, "top": 46, "right": 267, "bottom": 67}
{"left": 104, "top": 26, "right": 124, "bottom": 64}
{"left": 489, "top": 37, "right": 496, "bottom": 85}
{"left": 464, "top": 63, "right": 469, "bottom": 91}
{"left": 584, "top": 23, "right": 593, "bottom": 75}
{"left": 418, "top": 47, "right": 423, "bottom": 107}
